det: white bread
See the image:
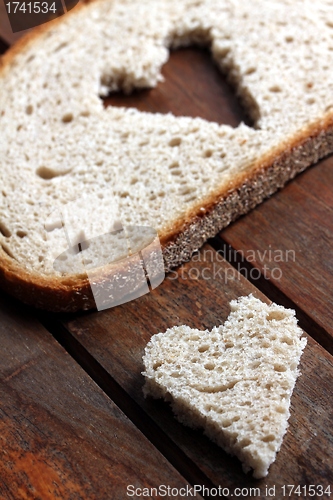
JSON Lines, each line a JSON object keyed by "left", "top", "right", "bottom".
{"left": 1, "top": 0, "right": 333, "bottom": 310}
{"left": 142, "top": 295, "right": 307, "bottom": 479}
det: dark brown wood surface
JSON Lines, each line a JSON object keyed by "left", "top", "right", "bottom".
{"left": 1, "top": 22, "right": 333, "bottom": 500}
{"left": 219, "top": 154, "right": 333, "bottom": 348}
{"left": 0, "top": 293, "right": 194, "bottom": 500}
{"left": 105, "top": 47, "right": 251, "bottom": 128}
{"left": 58, "top": 245, "right": 333, "bottom": 497}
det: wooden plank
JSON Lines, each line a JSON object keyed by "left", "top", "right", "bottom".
{"left": 220, "top": 153, "right": 333, "bottom": 346}
{"left": 1, "top": 18, "right": 332, "bottom": 496}
{"left": 0, "top": 293, "right": 194, "bottom": 499}
{"left": 105, "top": 46, "right": 251, "bottom": 128}
{"left": 58, "top": 245, "right": 333, "bottom": 496}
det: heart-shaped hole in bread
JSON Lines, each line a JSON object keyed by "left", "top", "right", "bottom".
{"left": 1, "top": 0, "right": 333, "bottom": 311}
{"left": 103, "top": 47, "right": 253, "bottom": 128}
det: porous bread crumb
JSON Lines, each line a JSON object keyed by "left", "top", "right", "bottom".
{"left": 142, "top": 295, "right": 307, "bottom": 478}
{"left": 1, "top": 0, "right": 333, "bottom": 310}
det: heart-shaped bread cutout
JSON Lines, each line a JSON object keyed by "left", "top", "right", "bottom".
{"left": 142, "top": 295, "right": 307, "bottom": 478}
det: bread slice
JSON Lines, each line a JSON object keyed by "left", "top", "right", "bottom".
{"left": 142, "top": 295, "right": 307, "bottom": 478}
{"left": 1, "top": 0, "right": 333, "bottom": 310}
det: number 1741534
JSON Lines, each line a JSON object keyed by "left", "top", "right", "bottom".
{"left": 5, "top": 2, "right": 57, "bottom": 14}
{"left": 281, "top": 485, "right": 331, "bottom": 497}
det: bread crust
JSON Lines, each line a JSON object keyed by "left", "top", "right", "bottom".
{"left": 1, "top": 2, "right": 333, "bottom": 311}
{"left": 1, "top": 114, "right": 332, "bottom": 311}
{"left": 162, "top": 112, "right": 333, "bottom": 265}
{"left": 0, "top": 0, "right": 100, "bottom": 78}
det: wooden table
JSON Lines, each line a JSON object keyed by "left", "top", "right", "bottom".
{"left": 1, "top": 13, "right": 333, "bottom": 500}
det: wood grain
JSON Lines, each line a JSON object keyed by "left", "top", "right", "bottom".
{"left": 1, "top": 20, "right": 333, "bottom": 499}
{"left": 0, "top": 293, "right": 193, "bottom": 500}
{"left": 220, "top": 154, "right": 333, "bottom": 346}
{"left": 58, "top": 245, "right": 333, "bottom": 496}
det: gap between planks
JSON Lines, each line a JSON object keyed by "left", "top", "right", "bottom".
{"left": 210, "top": 236, "right": 333, "bottom": 356}
{"left": 0, "top": 36, "right": 8, "bottom": 54}
{"left": 0, "top": 292, "right": 196, "bottom": 499}
{"left": 2, "top": 19, "right": 332, "bottom": 496}
{"left": 37, "top": 312, "right": 220, "bottom": 500}
{"left": 37, "top": 242, "right": 333, "bottom": 492}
